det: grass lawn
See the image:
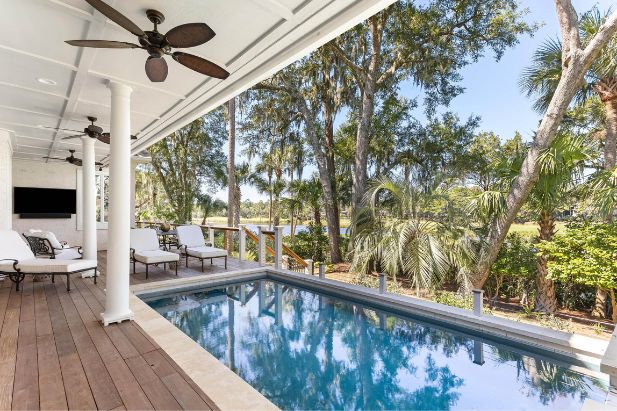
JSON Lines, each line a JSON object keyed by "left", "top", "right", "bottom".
{"left": 508, "top": 222, "right": 566, "bottom": 236}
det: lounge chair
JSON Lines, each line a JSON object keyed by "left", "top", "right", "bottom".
{"left": 176, "top": 225, "right": 227, "bottom": 271}
{"left": 0, "top": 230, "right": 97, "bottom": 291}
{"left": 23, "top": 229, "right": 82, "bottom": 260}
{"left": 130, "top": 228, "right": 179, "bottom": 278}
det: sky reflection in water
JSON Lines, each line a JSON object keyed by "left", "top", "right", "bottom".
{"left": 146, "top": 280, "right": 608, "bottom": 410}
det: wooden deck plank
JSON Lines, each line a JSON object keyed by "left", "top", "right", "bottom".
{"left": 12, "top": 281, "right": 39, "bottom": 410}
{"left": 0, "top": 288, "right": 21, "bottom": 410}
{"left": 54, "top": 281, "right": 123, "bottom": 411}
{"left": 0, "top": 252, "right": 246, "bottom": 410}
{"left": 34, "top": 285, "right": 67, "bottom": 410}
{"left": 44, "top": 285, "right": 97, "bottom": 410}
{"left": 125, "top": 356, "right": 182, "bottom": 410}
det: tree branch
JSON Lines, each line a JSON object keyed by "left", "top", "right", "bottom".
{"left": 582, "top": 8, "right": 617, "bottom": 66}
{"left": 554, "top": 0, "right": 581, "bottom": 66}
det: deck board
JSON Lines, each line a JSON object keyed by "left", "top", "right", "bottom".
{"left": 0, "top": 251, "right": 240, "bottom": 410}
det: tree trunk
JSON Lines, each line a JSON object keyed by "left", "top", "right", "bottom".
{"left": 313, "top": 206, "right": 321, "bottom": 227}
{"left": 470, "top": 7, "right": 617, "bottom": 287}
{"left": 226, "top": 98, "right": 236, "bottom": 253}
{"left": 322, "top": 92, "right": 342, "bottom": 256}
{"left": 296, "top": 100, "right": 342, "bottom": 262}
{"left": 592, "top": 83, "right": 617, "bottom": 317}
{"left": 351, "top": 16, "right": 381, "bottom": 211}
{"left": 535, "top": 211, "right": 557, "bottom": 313}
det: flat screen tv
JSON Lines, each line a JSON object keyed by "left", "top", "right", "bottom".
{"left": 13, "top": 187, "right": 77, "bottom": 218}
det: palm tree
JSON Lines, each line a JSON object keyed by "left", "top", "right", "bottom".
{"left": 195, "top": 193, "right": 227, "bottom": 225}
{"left": 528, "top": 134, "right": 589, "bottom": 313}
{"left": 349, "top": 177, "right": 475, "bottom": 295}
{"left": 520, "top": 8, "right": 617, "bottom": 171}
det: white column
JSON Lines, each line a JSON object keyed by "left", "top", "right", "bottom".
{"left": 130, "top": 159, "right": 137, "bottom": 228}
{"left": 81, "top": 136, "right": 97, "bottom": 277}
{"left": 101, "top": 81, "right": 134, "bottom": 326}
{"left": 0, "top": 130, "right": 12, "bottom": 230}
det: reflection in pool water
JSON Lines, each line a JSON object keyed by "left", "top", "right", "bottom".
{"left": 145, "top": 281, "right": 608, "bottom": 410}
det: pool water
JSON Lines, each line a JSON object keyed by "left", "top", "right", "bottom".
{"left": 144, "top": 280, "right": 609, "bottom": 410}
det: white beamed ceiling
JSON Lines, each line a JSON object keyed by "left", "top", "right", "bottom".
{"left": 0, "top": 0, "right": 394, "bottom": 164}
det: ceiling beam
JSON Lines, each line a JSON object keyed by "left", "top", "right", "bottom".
{"left": 46, "top": 0, "right": 119, "bottom": 159}
{"left": 251, "top": 0, "right": 295, "bottom": 20}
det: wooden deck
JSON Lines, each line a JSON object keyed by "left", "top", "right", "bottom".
{"left": 0, "top": 253, "right": 259, "bottom": 410}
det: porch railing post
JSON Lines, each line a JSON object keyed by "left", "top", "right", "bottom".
{"left": 238, "top": 224, "right": 246, "bottom": 261}
{"left": 257, "top": 226, "right": 266, "bottom": 267}
{"left": 473, "top": 289, "right": 484, "bottom": 316}
{"left": 274, "top": 226, "right": 283, "bottom": 270}
{"left": 319, "top": 262, "right": 325, "bottom": 279}
{"left": 304, "top": 259, "right": 313, "bottom": 275}
{"left": 208, "top": 225, "right": 215, "bottom": 246}
{"left": 379, "top": 273, "right": 387, "bottom": 294}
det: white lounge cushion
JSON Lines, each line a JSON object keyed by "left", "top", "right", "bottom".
{"left": 28, "top": 229, "right": 64, "bottom": 252}
{"left": 0, "top": 258, "right": 97, "bottom": 273}
{"left": 134, "top": 250, "right": 180, "bottom": 264}
{"left": 176, "top": 225, "right": 206, "bottom": 248}
{"left": 131, "top": 228, "right": 160, "bottom": 252}
{"left": 54, "top": 248, "right": 82, "bottom": 260}
{"left": 0, "top": 230, "right": 35, "bottom": 261}
{"left": 186, "top": 246, "right": 227, "bottom": 259}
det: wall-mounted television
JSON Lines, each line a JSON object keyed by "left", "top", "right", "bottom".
{"left": 13, "top": 187, "right": 77, "bottom": 218}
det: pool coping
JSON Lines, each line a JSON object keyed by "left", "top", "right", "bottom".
{"left": 130, "top": 268, "right": 278, "bottom": 411}
{"left": 130, "top": 267, "right": 613, "bottom": 409}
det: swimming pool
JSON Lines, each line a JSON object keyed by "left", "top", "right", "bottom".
{"left": 143, "top": 280, "right": 609, "bottom": 410}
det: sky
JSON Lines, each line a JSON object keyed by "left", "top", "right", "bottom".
{"left": 213, "top": 0, "right": 614, "bottom": 202}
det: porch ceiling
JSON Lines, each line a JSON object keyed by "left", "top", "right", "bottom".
{"left": 1, "top": 0, "right": 394, "bottom": 165}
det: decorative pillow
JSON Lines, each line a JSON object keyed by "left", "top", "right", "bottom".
{"left": 27, "top": 230, "right": 64, "bottom": 251}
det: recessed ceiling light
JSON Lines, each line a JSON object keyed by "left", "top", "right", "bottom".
{"left": 37, "top": 78, "right": 57, "bottom": 86}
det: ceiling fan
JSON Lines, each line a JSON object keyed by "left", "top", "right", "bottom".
{"left": 42, "top": 116, "right": 136, "bottom": 144}
{"left": 65, "top": 0, "right": 230, "bottom": 82}
{"left": 43, "top": 149, "right": 103, "bottom": 167}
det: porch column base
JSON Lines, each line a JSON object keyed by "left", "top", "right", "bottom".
{"left": 101, "top": 310, "right": 134, "bottom": 326}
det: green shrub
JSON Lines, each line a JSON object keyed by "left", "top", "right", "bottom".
{"left": 487, "top": 233, "right": 536, "bottom": 303}
{"left": 538, "top": 221, "right": 617, "bottom": 321}
{"left": 289, "top": 223, "right": 329, "bottom": 262}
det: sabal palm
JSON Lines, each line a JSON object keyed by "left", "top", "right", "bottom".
{"left": 529, "top": 133, "right": 589, "bottom": 313}
{"left": 350, "top": 177, "right": 475, "bottom": 294}
{"left": 520, "top": 7, "right": 617, "bottom": 169}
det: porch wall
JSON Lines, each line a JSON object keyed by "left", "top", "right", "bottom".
{"left": 0, "top": 130, "right": 11, "bottom": 230}
{"left": 11, "top": 158, "right": 108, "bottom": 250}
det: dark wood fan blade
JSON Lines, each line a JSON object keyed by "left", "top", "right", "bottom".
{"left": 98, "top": 134, "right": 110, "bottom": 144}
{"left": 172, "top": 52, "right": 229, "bottom": 79}
{"left": 66, "top": 40, "right": 141, "bottom": 49}
{"left": 131, "top": 135, "right": 137, "bottom": 140}
{"left": 42, "top": 157, "right": 66, "bottom": 161}
{"left": 145, "top": 57, "right": 168, "bottom": 82}
{"left": 61, "top": 134, "right": 86, "bottom": 140}
{"left": 95, "top": 161, "right": 104, "bottom": 166}
{"left": 84, "top": 0, "right": 144, "bottom": 37}
{"left": 165, "top": 23, "right": 215, "bottom": 48}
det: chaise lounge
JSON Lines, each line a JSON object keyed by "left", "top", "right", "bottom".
{"left": 176, "top": 225, "right": 227, "bottom": 271}
{"left": 23, "top": 229, "right": 83, "bottom": 260}
{"left": 0, "top": 230, "right": 97, "bottom": 291}
{"left": 130, "top": 228, "right": 179, "bottom": 278}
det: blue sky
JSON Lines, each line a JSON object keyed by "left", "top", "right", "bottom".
{"left": 214, "top": 0, "right": 613, "bottom": 202}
